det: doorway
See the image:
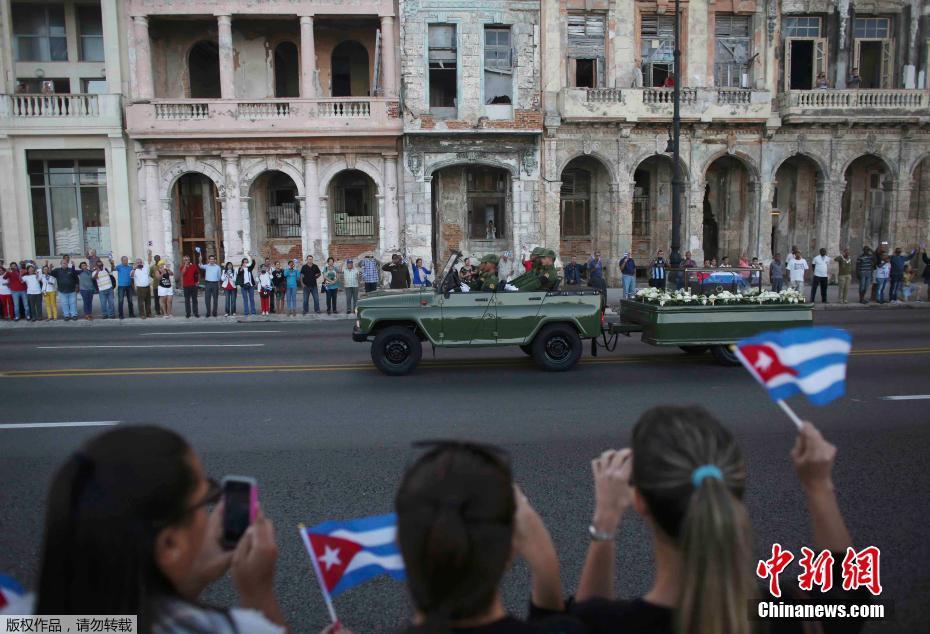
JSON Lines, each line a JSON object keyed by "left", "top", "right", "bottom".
{"left": 331, "top": 40, "right": 369, "bottom": 97}
{"left": 789, "top": 40, "right": 814, "bottom": 89}
{"left": 176, "top": 174, "right": 222, "bottom": 262}
{"left": 857, "top": 41, "right": 883, "bottom": 88}
{"left": 274, "top": 42, "right": 299, "bottom": 98}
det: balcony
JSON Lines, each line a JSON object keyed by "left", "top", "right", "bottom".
{"left": 126, "top": 97, "right": 401, "bottom": 139}
{"left": 558, "top": 87, "right": 772, "bottom": 123}
{"left": 778, "top": 89, "right": 930, "bottom": 123}
{"left": 0, "top": 93, "right": 123, "bottom": 134}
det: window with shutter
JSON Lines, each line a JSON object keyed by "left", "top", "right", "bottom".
{"left": 567, "top": 13, "right": 605, "bottom": 88}
{"left": 484, "top": 27, "right": 512, "bottom": 104}
{"left": 714, "top": 14, "right": 751, "bottom": 87}
{"left": 429, "top": 25, "right": 457, "bottom": 115}
{"left": 641, "top": 15, "right": 676, "bottom": 87}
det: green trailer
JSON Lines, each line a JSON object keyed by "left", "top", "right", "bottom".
{"left": 607, "top": 298, "right": 814, "bottom": 365}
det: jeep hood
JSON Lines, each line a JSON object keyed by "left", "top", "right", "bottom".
{"left": 357, "top": 287, "right": 432, "bottom": 309}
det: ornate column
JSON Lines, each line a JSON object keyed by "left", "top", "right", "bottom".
{"left": 380, "top": 16, "right": 397, "bottom": 97}
{"left": 133, "top": 16, "right": 154, "bottom": 100}
{"left": 826, "top": 179, "right": 846, "bottom": 252}
{"left": 757, "top": 180, "right": 775, "bottom": 262}
{"left": 687, "top": 180, "right": 706, "bottom": 263}
{"left": 299, "top": 16, "right": 317, "bottom": 98}
{"left": 892, "top": 185, "right": 913, "bottom": 247}
{"left": 142, "top": 157, "right": 162, "bottom": 253}
{"left": 107, "top": 136, "right": 133, "bottom": 256}
{"left": 217, "top": 15, "right": 235, "bottom": 100}
{"left": 222, "top": 154, "right": 242, "bottom": 260}
{"left": 161, "top": 197, "right": 174, "bottom": 262}
{"left": 382, "top": 152, "right": 400, "bottom": 254}
{"left": 303, "top": 151, "right": 322, "bottom": 257}
{"left": 615, "top": 179, "right": 634, "bottom": 259}
{"left": 101, "top": 0, "right": 122, "bottom": 92}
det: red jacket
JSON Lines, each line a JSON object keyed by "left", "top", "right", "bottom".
{"left": 5, "top": 270, "right": 26, "bottom": 292}
{"left": 180, "top": 263, "right": 199, "bottom": 288}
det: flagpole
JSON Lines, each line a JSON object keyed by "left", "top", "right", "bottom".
{"left": 775, "top": 399, "right": 804, "bottom": 431}
{"left": 299, "top": 524, "right": 339, "bottom": 625}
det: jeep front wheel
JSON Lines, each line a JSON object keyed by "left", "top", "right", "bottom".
{"left": 371, "top": 326, "right": 422, "bottom": 375}
{"left": 710, "top": 344, "right": 740, "bottom": 366}
{"left": 531, "top": 324, "right": 582, "bottom": 372}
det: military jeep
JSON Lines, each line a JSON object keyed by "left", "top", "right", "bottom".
{"left": 352, "top": 252, "right": 604, "bottom": 375}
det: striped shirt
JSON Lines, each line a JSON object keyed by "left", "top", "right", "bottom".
{"left": 650, "top": 258, "right": 667, "bottom": 280}
{"left": 361, "top": 257, "right": 379, "bottom": 283}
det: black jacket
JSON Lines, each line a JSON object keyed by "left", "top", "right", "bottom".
{"left": 235, "top": 260, "right": 256, "bottom": 287}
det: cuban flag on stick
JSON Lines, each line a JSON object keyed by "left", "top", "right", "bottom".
{"left": 735, "top": 327, "right": 852, "bottom": 429}
{"left": 299, "top": 513, "right": 405, "bottom": 624}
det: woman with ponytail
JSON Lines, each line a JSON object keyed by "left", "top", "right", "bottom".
{"left": 568, "top": 406, "right": 867, "bottom": 634}
{"left": 393, "top": 441, "right": 585, "bottom": 634}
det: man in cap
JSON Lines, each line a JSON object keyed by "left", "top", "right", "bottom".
{"left": 510, "top": 247, "right": 544, "bottom": 288}
{"left": 470, "top": 254, "right": 501, "bottom": 292}
{"left": 537, "top": 249, "right": 560, "bottom": 291}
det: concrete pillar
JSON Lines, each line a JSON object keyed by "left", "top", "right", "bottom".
{"left": 142, "top": 157, "right": 162, "bottom": 253}
{"left": 540, "top": 0, "right": 562, "bottom": 119}
{"left": 222, "top": 154, "right": 243, "bottom": 261}
{"left": 100, "top": 0, "right": 122, "bottom": 93}
{"left": 611, "top": 1, "right": 635, "bottom": 88}
{"left": 687, "top": 180, "right": 707, "bottom": 263}
{"left": 687, "top": 0, "right": 711, "bottom": 86}
{"left": 303, "top": 152, "right": 322, "bottom": 257}
{"left": 133, "top": 16, "right": 154, "bottom": 100}
{"left": 757, "top": 180, "right": 775, "bottom": 262}
{"left": 380, "top": 16, "right": 397, "bottom": 97}
{"left": 825, "top": 179, "right": 846, "bottom": 252}
{"left": 299, "top": 16, "right": 317, "bottom": 98}
{"left": 616, "top": 179, "right": 635, "bottom": 259}
{"left": 383, "top": 152, "right": 400, "bottom": 254}
{"left": 0, "top": 140, "right": 20, "bottom": 258}
{"left": 161, "top": 196, "right": 174, "bottom": 263}
{"left": 217, "top": 15, "right": 235, "bottom": 100}
{"left": 107, "top": 136, "right": 133, "bottom": 257}
{"left": 893, "top": 186, "right": 913, "bottom": 246}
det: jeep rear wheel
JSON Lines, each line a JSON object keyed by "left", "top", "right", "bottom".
{"left": 710, "top": 344, "right": 740, "bottom": 366}
{"left": 531, "top": 324, "right": 582, "bottom": 372}
{"left": 371, "top": 326, "right": 422, "bottom": 375}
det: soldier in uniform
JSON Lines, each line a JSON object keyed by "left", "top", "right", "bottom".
{"left": 537, "top": 248, "right": 560, "bottom": 291}
{"left": 470, "top": 254, "right": 501, "bottom": 291}
{"left": 510, "top": 247, "right": 546, "bottom": 291}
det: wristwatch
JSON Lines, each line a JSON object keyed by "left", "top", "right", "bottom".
{"left": 588, "top": 524, "right": 614, "bottom": 541}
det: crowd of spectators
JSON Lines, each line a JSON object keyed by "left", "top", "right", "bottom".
{"left": 3, "top": 406, "right": 873, "bottom": 634}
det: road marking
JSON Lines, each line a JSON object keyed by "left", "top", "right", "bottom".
{"left": 3, "top": 346, "right": 927, "bottom": 378}
{"left": 880, "top": 395, "right": 930, "bottom": 401}
{"left": 142, "top": 330, "right": 282, "bottom": 335}
{"left": 0, "top": 421, "right": 119, "bottom": 430}
{"left": 36, "top": 344, "right": 265, "bottom": 350}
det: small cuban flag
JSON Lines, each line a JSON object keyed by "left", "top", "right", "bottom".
{"left": 735, "top": 327, "right": 852, "bottom": 428}
{"left": 299, "top": 513, "right": 405, "bottom": 623}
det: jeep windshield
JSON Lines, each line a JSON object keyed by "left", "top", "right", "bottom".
{"left": 434, "top": 251, "right": 462, "bottom": 293}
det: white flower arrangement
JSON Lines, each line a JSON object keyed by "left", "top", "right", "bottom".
{"left": 634, "top": 287, "right": 803, "bottom": 306}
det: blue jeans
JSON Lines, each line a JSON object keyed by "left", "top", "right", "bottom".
{"left": 889, "top": 275, "right": 903, "bottom": 301}
{"left": 771, "top": 279, "right": 784, "bottom": 292}
{"left": 858, "top": 272, "right": 872, "bottom": 299}
{"left": 241, "top": 286, "right": 256, "bottom": 315}
{"left": 59, "top": 291, "right": 78, "bottom": 318}
{"left": 876, "top": 278, "right": 888, "bottom": 302}
{"left": 99, "top": 288, "right": 115, "bottom": 317}
{"left": 303, "top": 285, "right": 320, "bottom": 313}
{"left": 80, "top": 290, "right": 94, "bottom": 316}
{"left": 11, "top": 290, "right": 29, "bottom": 319}
{"left": 224, "top": 289, "right": 237, "bottom": 314}
{"left": 622, "top": 274, "right": 636, "bottom": 298}
{"left": 286, "top": 287, "right": 297, "bottom": 311}
{"left": 117, "top": 286, "right": 134, "bottom": 318}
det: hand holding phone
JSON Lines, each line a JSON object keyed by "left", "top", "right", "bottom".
{"left": 195, "top": 246, "right": 202, "bottom": 253}
{"left": 222, "top": 475, "right": 258, "bottom": 550}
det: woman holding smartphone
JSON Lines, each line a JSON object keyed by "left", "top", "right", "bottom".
{"left": 221, "top": 262, "right": 237, "bottom": 316}
{"left": 156, "top": 262, "right": 174, "bottom": 318}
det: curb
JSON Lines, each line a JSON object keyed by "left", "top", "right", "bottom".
{"left": 0, "top": 313, "right": 356, "bottom": 329}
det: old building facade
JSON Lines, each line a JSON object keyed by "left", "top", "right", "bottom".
{"left": 541, "top": 0, "right": 930, "bottom": 283}
{"left": 1, "top": 0, "right": 929, "bottom": 281}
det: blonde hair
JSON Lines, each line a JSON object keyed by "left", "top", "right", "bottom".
{"left": 632, "top": 406, "right": 755, "bottom": 634}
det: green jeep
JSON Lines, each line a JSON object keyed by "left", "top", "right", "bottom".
{"left": 352, "top": 252, "right": 603, "bottom": 375}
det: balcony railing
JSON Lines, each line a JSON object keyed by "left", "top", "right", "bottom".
{"left": 643, "top": 88, "right": 698, "bottom": 105}
{"left": 585, "top": 88, "right": 625, "bottom": 104}
{"left": 0, "top": 93, "right": 122, "bottom": 132}
{"left": 333, "top": 214, "right": 375, "bottom": 238}
{"left": 5, "top": 93, "right": 99, "bottom": 117}
{"left": 783, "top": 89, "right": 929, "bottom": 109}
{"left": 716, "top": 88, "right": 752, "bottom": 105}
{"left": 128, "top": 97, "right": 401, "bottom": 137}
{"left": 559, "top": 87, "right": 771, "bottom": 122}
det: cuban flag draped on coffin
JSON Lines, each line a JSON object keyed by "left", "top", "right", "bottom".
{"left": 735, "top": 327, "right": 852, "bottom": 406}
{"left": 301, "top": 513, "right": 405, "bottom": 597}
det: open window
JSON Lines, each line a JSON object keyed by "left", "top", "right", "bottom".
{"left": 853, "top": 17, "right": 893, "bottom": 89}
{"left": 640, "top": 15, "right": 675, "bottom": 87}
{"left": 714, "top": 14, "right": 751, "bottom": 88}
{"left": 484, "top": 26, "right": 513, "bottom": 118}
{"left": 429, "top": 25, "right": 457, "bottom": 118}
{"left": 783, "top": 16, "right": 826, "bottom": 90}
{"left": 466, "top": 167, "right": 507, "bottom": 240}
{"left": 567, "top": 14, "right": 605, "bottom": 88}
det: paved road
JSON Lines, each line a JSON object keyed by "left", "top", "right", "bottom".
{"left": 1, "top": 311, "right": 928, "bottom": 632}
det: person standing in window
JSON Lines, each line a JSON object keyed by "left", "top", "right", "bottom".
{"left": 23, "top": 264, "right": 44, "bottom": 322}
{"left": 342, "top": 259, "right": 360, "bottom": 314}
{"left": 77, "top": 261, "right": 96, "bottom": 321}
{"left": 221, "top": 262, "right": 237, "bottom": 317}
{"left": 156, "top": 262, "right": 174, "bottom": 318}
{"left": 411, "top": 258, "right": 432, "bottom": 287}
{"left": 322, "top": 257, "right": 340, "bottom": 315}
{"left": 486, "top": 220, "right": 497, "bottom": 240}
{"left": 92, "top": 259, "right": 116, "bottom": 319}
{"left": 236, "top": 257, "right": 257, "bottom": 317}
{"left": 40, "top": 264, "right": 58, "bottom": 321}
{"left": 815, "top": 72, "right": 829, "bottom": 89}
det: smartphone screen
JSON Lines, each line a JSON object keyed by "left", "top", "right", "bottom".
{"left": 222, "top": 479, "right": 253, "bottom": 548}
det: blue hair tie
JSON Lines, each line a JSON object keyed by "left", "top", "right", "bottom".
{"left": 691, "top": 464, "right": 723, "bottom": 488}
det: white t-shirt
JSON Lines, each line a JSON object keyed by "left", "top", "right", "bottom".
{"left": 94, "top": 268, "right": 113, "bottom": 291}
{"left": 23, "top": 274, "right": 42, "bottom": 294}
{"left": 0, "top": 273, "right": 10, "bottom": 296}
{"left": 811, "top": 254, "right": 830, "bottom": 278}
{"left": 789, "top": 258, "right": 809, "bottom": 282}
{"left": 40, "top": 273, "right": 57, "bottom": 293}
{"left": 132, "top": 264, "right": 151, "bottom": 288}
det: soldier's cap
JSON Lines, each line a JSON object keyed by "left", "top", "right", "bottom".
{"left": 530, "top": 247, "right": 545, "bottom": 258}
{"left": 480, "top": 253, "right": 500, "bottom": 265}
{"left": 544, "top": 248, "right": 557, "bottom": 259}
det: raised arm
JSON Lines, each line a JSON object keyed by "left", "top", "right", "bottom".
{"left": 792, "top": 422, "right": 853, "bottom": 552}
{"left": 513, "top": 486, "right": 563, "bottom": 611}
{"left": 576, "top": 449, "right": 633, "bottom": 601}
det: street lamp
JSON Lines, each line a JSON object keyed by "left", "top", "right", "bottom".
{"left": 669, "top": 0, "right": 683, "bottom": 269}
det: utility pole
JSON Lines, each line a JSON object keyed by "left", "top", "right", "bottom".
{"left": 670, "top": 0, "right": 683, "bottom": 268}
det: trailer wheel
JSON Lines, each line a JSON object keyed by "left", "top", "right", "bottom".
{"left": 371, "top": 326, "right": 422, "bottom": 375}
{"left": 531, "top": 324, "right": 582, "bottom": 372}
{"left": 679, "top": 346, "right": 709, "bottom": 355}
{"left": 711, "top": 344, "right": 740, "bottom": 366}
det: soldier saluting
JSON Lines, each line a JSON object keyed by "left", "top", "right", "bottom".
{"left": 470, "top": 254, "right": 501, "bottom": 292}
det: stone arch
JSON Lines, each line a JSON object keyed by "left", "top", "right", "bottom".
{"left": 239, "top": 159, "right": 305, "bottom": 199}
{"left": 161, "top": 160, "right": 226, "bottom": 201}
{"left": 701, "top": 149, "right": 761, "bottom": 182}
{"left": 557, "top": 152, "right": 617, "bottom": 186}
{"left": 769, "top": 151, "right": 831, "bottom": 183}
{"left": 906, "top": 152, "right": 930, "bottom": 180}
{"left": 187, "top": 40, "right": 220, "bottom": 99}
{"left": 838, "top": 152, "right": 897, "bottom": 183}
{"left": 425, "top": 157, "right": 519, "bottom": 179}
{"left": 840, "top": 153, "right": 896, "bottom": 257}
{"left": 771, "top": 154, "right": 828, "bottom": 259}
{"left": 626, "top": 150, "right": 690, "bottom": 185}
{"left": 318, "top": 157, "right": 384, "bottom": 195}
{"left": 559, "top": 155, "right": 613, "bottom": 260}
{"left": 702, "top": 153, "right": 758, "bottom": 263}
{"left": 630, "top": 154, "right": 690, "bottom": 261}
